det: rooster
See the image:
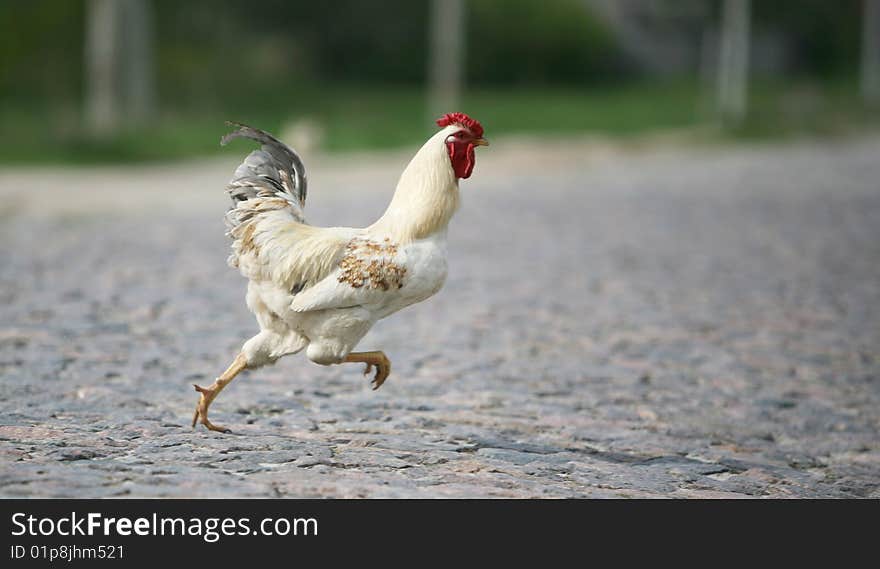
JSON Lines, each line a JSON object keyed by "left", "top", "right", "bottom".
{"left": 192, "top": 113, "right": 488, "bottom": 432}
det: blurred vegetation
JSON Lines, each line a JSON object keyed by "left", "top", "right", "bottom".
{"left": 0, "top": 0, "right": 878, "bottom": 164}
{"left": 753, "top": 0, "right": 862, "bottom": 74}
{"left": 0, "top": 81, "right": 702, "bottom": 163}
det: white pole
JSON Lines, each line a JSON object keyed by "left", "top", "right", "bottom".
{"left": 122, "top": 0, "right": 156, "bottom": 125}
{"left": 862, "top": 0, "right": 880, "bottom": 105}
{"left": 85, "top": 0, "right": 121, "bottom": 136}
{"left": 428, "top": 0, "right": 465, "bottom": 119}
{"left": 717, "top": 0, "right": 750, "bottom": 124}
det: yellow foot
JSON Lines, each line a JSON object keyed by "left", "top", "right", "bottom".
{"left": 362, "top": 353, "right": 391, "bottom": 390}
{"left": 191, "top": 383, "right": 232, "bottom": 433}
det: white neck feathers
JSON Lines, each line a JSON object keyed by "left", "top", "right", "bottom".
{"left": 370, "top": 127, "right": 460, "bottom": 243}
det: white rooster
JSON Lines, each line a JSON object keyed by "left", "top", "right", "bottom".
{"left": 192, "top": 113, "right": 488, "bottom": 432}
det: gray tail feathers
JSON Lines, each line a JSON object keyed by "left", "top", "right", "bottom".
{"left": 221, "top": 121, "right": 308, "bottom": 209}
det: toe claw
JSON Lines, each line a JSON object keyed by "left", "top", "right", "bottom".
{"left": 370, "top": 362, "right": 389, "bottom": 390}
{"left": 203, "top": 419, "right": 231, "bottom": 434}
{"left": 191, "top": 383, "right": 230, "bottom": 433}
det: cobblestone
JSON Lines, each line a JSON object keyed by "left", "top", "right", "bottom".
{"left": 1, "top": 136, "right": 878, "bottom": 497}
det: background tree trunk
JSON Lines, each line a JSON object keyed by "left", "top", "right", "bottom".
{"left": 863, "top": 0, "right": 880, "bottom": 106}
{"left": 717, "top": 0, "right": 750, "bottom": 125}
{"left": 85, "top": 0, "right": 121, "bottom": 136}
{"left": 427, "top": 0, "right": 465, "bottom": 120}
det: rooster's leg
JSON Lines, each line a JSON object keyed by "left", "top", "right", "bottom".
{"left": 192, "top": 353, "right": 248, "bottom": 433}
{"left": 344, "top": 351, "right": 391, "bottom": 390}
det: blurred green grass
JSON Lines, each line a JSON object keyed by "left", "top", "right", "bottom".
{"left": 1, "top": 78, "right": 877, "bottom": 164}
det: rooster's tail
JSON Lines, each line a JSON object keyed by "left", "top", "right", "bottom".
{"left": 221, "top": 121, "right": 308, "bottom": 216}
{"left": 221, "top": 122, "right": 310, "bottom": 272}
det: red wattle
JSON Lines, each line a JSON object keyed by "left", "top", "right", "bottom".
{"left": 447, "top": 141, "right": 476, "bottom": 179}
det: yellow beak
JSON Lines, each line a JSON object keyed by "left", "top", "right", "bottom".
{"left": 472, "top": 138, "right": 489, "bottom": 147}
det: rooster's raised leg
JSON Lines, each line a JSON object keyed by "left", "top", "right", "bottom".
{"left": 345, "top": 351, "right": 391, "bottom": 390}
{"left": 192, "top": 353, "right": 248, "bottom": 433}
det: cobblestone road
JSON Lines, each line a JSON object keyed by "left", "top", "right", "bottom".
{"left": 1, "top": 136, "right": 878, "bottom": 497}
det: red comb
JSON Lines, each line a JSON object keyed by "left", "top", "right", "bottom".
{"left": 436, "top": 112, "right": 484, "bottom": 137}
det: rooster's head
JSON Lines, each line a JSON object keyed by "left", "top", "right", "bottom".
{"left": 436, "top": 112, "right": 488, "bottom": 180}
